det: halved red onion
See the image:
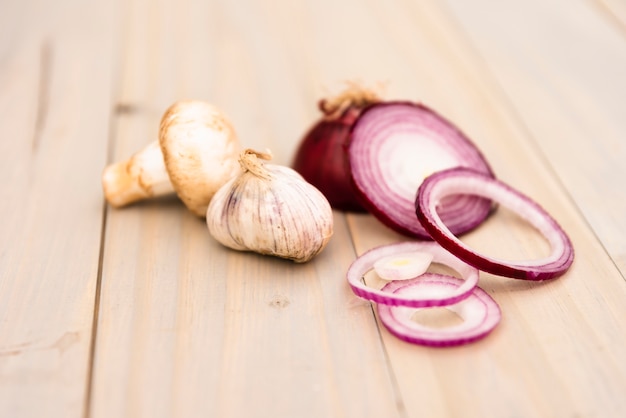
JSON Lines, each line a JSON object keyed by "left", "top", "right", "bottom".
{"left": 416, "top": 167, "right": 574, "bottom": 280}
{"left": 292, "top": 83, "right": 381, "bottom": 212}
{"left": 292, "top": 106, "right": 366, "bottom": 211}
{"left": 347, "top": 241, "right": 479, "bottom": 307}
{"left": 348, "top": 102, "right": 495, "bottom": 239}
{"left": 377, "top": 274, "right": 501, "bottom": 347}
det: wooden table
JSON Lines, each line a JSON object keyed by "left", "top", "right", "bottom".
{"left": 2, "top": 0, "right": 626, "bottom": 417}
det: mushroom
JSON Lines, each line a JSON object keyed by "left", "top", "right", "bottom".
{"left": 102, "top": 100, "right": 242, "bottom": 217}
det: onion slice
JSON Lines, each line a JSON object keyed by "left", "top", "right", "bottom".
{"left": 348, "top": 102, "right": 495, "bottom": 239}
{"left": 416, "top": 167, "right": 574, "bottom": 280}
{"left": 347, "top": 241, "right": 479, "bottom": 307}
{"left": 377, "top": 274, "right": 501, "bottom": 347}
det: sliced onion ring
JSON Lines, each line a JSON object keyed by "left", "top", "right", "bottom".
{"left": 377, "top": 274, "right": 501, "bottom": 347}
{"left": 348, "top": 102, "right": 495, "bottom": 239}
{"left": 416, "top": 167, "right": 574, "bottom": 280}
{"left": 347, "top": 241, "right": 479, "bottom": 307}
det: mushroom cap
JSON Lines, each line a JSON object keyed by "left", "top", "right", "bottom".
{"left": 159, "top": 100, "right": 242, "bottom": 217}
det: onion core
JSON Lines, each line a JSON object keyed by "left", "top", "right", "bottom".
{"left": 373, "top": 252, "right": 433, "bottom": 281}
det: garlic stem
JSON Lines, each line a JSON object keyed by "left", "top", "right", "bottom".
{"left": 238, "top": 149, "right": 273, "bottom": 180}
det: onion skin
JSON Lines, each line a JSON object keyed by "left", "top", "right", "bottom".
{"left": 292, "top": 105, "right": 367, "bottom": 211}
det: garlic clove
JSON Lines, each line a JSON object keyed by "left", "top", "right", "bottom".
{"left": 207, "top": 150, "right": 334, "bottom": 263}
{"left": 102, "top": 140, "right": 174, "bottom": 207}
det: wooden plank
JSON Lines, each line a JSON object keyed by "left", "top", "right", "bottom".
{"left": 442, "top": 0, "right": 626, "bottom": 274}
{"left": 90, "top": 0, "right": 400, "bottom": 416}
{"left": 0, "top": 1, "right": 116, "bottom": 416}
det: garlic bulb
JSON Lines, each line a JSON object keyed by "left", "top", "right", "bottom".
{"left": 207, "top": 149, "right": 334, "bottom": 263}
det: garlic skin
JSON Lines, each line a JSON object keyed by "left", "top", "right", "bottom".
{"left": 207, "top": 150, "right": 334, "bottom": 263}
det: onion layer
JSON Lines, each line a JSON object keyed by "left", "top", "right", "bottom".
{"left": 348, "top": 102, "right": 495, "bottom": 239}
{"left": 347, "top": 241, "right": 479, "bottom": 307}
{"left": 416, "top": 167, "right": 574, "bottom": 280}
{"left": 377, "top": 274, "right": 501, "bottom": 347}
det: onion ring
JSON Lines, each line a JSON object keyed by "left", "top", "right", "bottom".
{"left": 347, "top": 241, "right": 479, "bottom": 307}
{"left": 377, "top": 274, "right": 501, "bottom": 347}
{"left": 416, "top": 167, "right": 574, "bottom": 280}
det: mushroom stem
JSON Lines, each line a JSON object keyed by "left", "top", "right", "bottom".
{"left": 102, "top": 100, "right": 242, "bottom": 217}
{"left": 102, "top": 140, "right": 174, "bottom": 207}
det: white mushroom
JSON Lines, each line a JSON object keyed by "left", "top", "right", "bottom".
{"left": 102, "top": 100, "right": 242, "bottom": 217}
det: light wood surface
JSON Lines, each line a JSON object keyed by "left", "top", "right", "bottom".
{"left": 1, "top": 0, "right": 625, "bottom": 417}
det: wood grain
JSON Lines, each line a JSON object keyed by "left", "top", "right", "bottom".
{"left": 0, "top": 1, "right": 115, "bottom": 417}
{"left": 1, "top": 0, "right": 625, "bottom": 417}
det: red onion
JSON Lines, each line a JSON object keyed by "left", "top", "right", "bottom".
{"left": 347, "top": 241, "right": 479, "bottom": 307}
{"left": 416, "top": 167, "right": 574, "bottom": 280}
{"left": 292, "top": 84, "right": 381, "bottom": 211}
{"left": 348, "top": 102, "right": 495, "bottom": 239}
{"left": 377, "top": 274, "right": 501, "bottom": 347}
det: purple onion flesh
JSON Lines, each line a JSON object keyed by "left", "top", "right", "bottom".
{"left": 348, "top": 101, "right": 495, "bottom": 239}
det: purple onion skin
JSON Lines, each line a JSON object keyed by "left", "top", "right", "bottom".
{"left": 292, "top": 105, "right": 368, "bottom": 212}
